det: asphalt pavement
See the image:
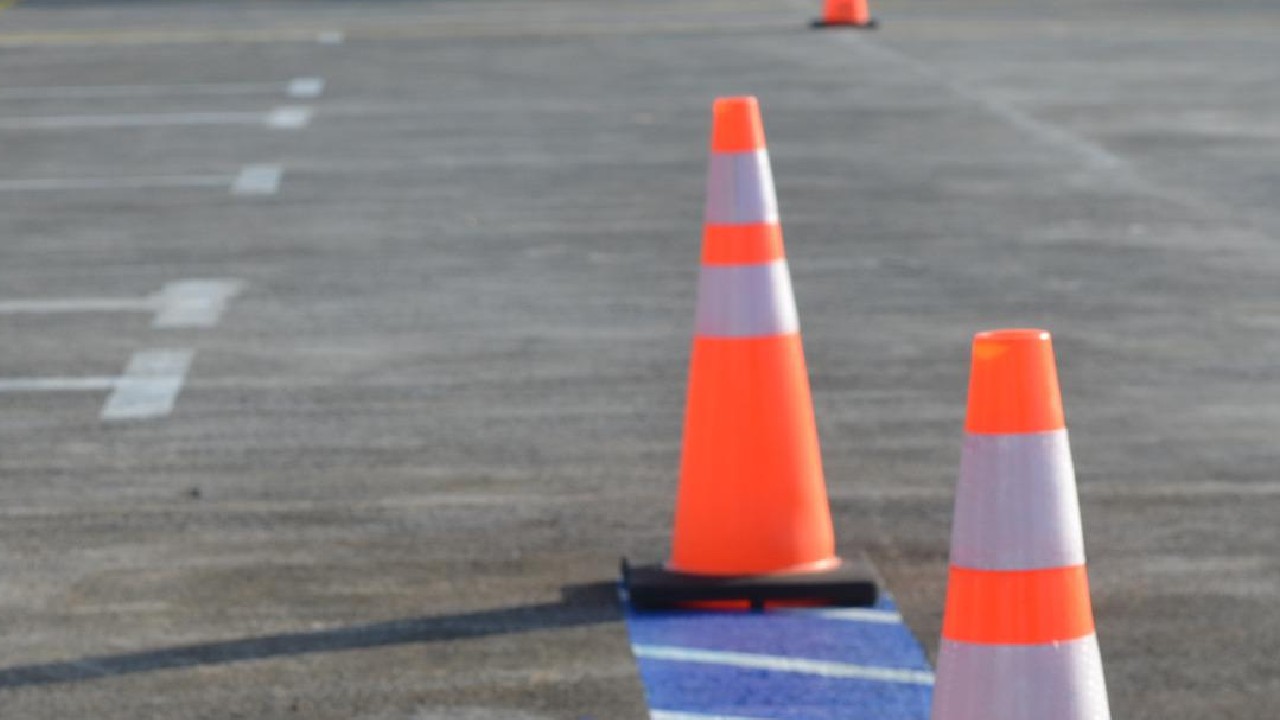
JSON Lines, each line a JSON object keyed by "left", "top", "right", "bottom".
{"left": 0, "top": 0, "right": 1277, "bottom": 717}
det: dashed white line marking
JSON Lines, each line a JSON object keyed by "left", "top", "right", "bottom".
{"left": 231, "top": 164, "right": 284, "bottom": 195}
{"left": 152, "top": 280, "right": 243, "bottom": 328}
{"left": 632, "top": 645, "right": 936, "bottom": 685}
{"left": 316, "top": 30, "right": 346, "bottom": 45}
{"left": 100, "top": 349, "right": 194, "bottom": 421}
{"left": 287, "top": 77, "right": 325, "bottom": 99}
{"left": 266, "top": 105, "right": 313, "bottom": 129}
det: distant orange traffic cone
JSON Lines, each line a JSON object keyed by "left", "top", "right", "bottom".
{"left": 623, "top": 97, "right": 877, "bottom": 610}
{"left": 812, "top": 0, "right": 877, "bottom": 29}
{"left": 932, "top": 330, "right": 1112, "bottom": 719}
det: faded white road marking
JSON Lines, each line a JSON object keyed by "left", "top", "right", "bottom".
{"left": 287, "top": 77, "right": 325, "bottom": 99}
{"left": 152, "top": 280, "right": 243, "bottom": 328}
{"left": 0, "top": 81, "right": 292, "bottom": 100}
{"left": 0, "top": 297, "right": 152, "bottom": 313}
{"left": 632, "top": 645, "right": 935, "bottom": 685}
{"left": 316, "top": 30, "right": 345, "bottom": 45}
{"left": 0, "top": 174, "right": 230, "bottom": 192}
{"left": 266, "top": 105, "right": 313, "bottom": 129}
{"left": 231, "top": 164, "right": 283, "bottom": 195}
{"left": 0, "top": 110, "right": 271, "bottom": 131}
{"left": 0, "top": 377, "right": 116, "bottom": 392}
{"left": 807, "top": 21, "right": 1134, "bottom": 179}
{"left": 101, "top": 350, "right": 194, "bottom": 421}
{"left": 0, "top": 279, "right": 243, "bottom": 328}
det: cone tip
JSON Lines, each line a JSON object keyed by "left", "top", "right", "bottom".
{"left": 965, "top": 328, "right": 1065, "bottom": 434}
{"left": 711, "top": 96, "right": 766, "bottom": 153}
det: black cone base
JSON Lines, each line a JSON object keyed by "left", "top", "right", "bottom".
{"left": 811, "top": 18, "right": 879, "bottom": 29}
{"left": 621, "top": 556, "right": 880, "bottom": 611}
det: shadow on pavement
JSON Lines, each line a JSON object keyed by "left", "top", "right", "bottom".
{"left": 0, "top": 582, "right": 622, "bottom": 688}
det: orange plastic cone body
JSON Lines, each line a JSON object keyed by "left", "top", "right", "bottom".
{"left": 668, "top": 97, "right": 838, "bottom": 577}
{"left": 932, "top": 329, "right": 1111, "bottom": 720}
{"left": 821, "top": 0, "right": 872, "bottom": 25}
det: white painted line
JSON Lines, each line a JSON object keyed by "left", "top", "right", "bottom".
{"left": 798, "top": 607, "right": 905, "bottom": 624}
{"left": 0, "top": 297, "right": 152, "bottom": 313}
{"left": 287, "top": 77, "right": 325, "bottom": 99}
{"left": 0, "top": 377, "right": 116, "bottom": 392}
{"left": 632, "top": 645, "right": 935, "bottom": 686}
{"left": 316, "top": 30, "right": 346, "bottom": 45}
{"left": 152, "top": 279, "right": 243, "bottom": 328}
{"left": 231, "top": 164, "right": 283, "bottom": 196}
{"left": 0, "top": 278, "right": 243, "bottom": 328}
{"left": 650, "top": 711, "right": 774, "bottom": 720}
{"left": 0, "top": 82, "right": 282, "bottom": 100}
{"left": 0, "top": 175, "right": 229, "bottom": 192}
{"left": 100, "top": 350, "right": 193, "bottom": 421}
{"left": 0, "top": 111, "right": 268, "bottom": 131}
{"left": 266, "top": 105, "right": 313, "bottom": 129}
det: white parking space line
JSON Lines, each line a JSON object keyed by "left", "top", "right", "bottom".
{"left": 0, "top": 170, "right": 285, "bottom": 195}
{"left": 0, "top": 175, "right": 231, "bottom": 193}
{"left": 0, "top": 108, "right": 313, "bottom": 131}
{"left": 0, "top": 279, "right": 244, "bottom": 328}
{"left": 0, "top": 80, "right": 321, "bottom": 101}
{"left": 0, "top": 110, "right": 264, "bottom": 131}
{"left": 287, "top": 77, "right": 326, "bottom": 99}
{"left": 0, "top": 297, "right": 153, "bottom": 313}
{"left": 231, "top": 164, "right": 284, "bottom": 196}
{"left": 0, "top": 348, "right": 196, "bottom": 422}
{"left": 100, "top": 349, "right": 194, "bottom": 421}
{"left": 0, "top": 377, "right": 116, "bottom": 392}
{"left": 266, "top": 105, "right": 314, "bottom": 129}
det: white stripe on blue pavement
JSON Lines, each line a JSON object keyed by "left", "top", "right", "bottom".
{"left": 655, "top": 707, "right": 762, "bottom": 712}
{"left": 791, "top": 607, "right": 903, "bottom": 624}
{"left": 633, "top": 646, "right": 934, "bottom": 685}
{"left": 627, "top": 595, "right": 934, "bottom": 720}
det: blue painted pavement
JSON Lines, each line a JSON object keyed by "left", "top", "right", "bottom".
{"left": 626, "top": 597, "right": 934, "bottom": 720}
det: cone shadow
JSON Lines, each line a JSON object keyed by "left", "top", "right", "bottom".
{"left": 0, "top": 582, "right": 621, "bottom": 688}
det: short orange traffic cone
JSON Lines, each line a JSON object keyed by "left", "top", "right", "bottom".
{"left": 623, "top": 97, "right": 877, "bottom": 610}
{"left": 812, "top": 0, "right": 877, "bottom": 29}
{"left": 932, "top": 329, "right": 1112, "bottom": 719}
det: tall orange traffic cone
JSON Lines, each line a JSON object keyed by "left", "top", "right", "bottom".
{"left": 932, "top": 329, "right": 1111, "bottom": 719}
{"left": 623, "top": 97, "right": 877, "bottom": 610}
{"left": 812, "top": 0, "right": 878, "bottom": 29}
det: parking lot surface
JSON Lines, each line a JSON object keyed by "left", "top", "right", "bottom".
{"left": 0, "top": 0, "right": 1277, "bottom": 717}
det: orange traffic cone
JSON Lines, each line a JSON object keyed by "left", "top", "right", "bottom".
{"left": 623, "top": 97, "right": 877, "bottom": 610}
{"left": 812, "top": 0, "right": 877, "bottom": 29}
{"left": 932, "top": 329, "right": 1112, "bottom": 719}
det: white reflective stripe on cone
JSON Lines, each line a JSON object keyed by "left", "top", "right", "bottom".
{"left": 694, "top": 260, "right": 799, "bottom": 338}
{"left": 932, "top": 635, "right": 1111, "bottom": 720}
{"left": 704, "top": 150, "right": 779, "bottom": 225}
{"left": 951, "top": 430, "right": 1086, "bottom": 571}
